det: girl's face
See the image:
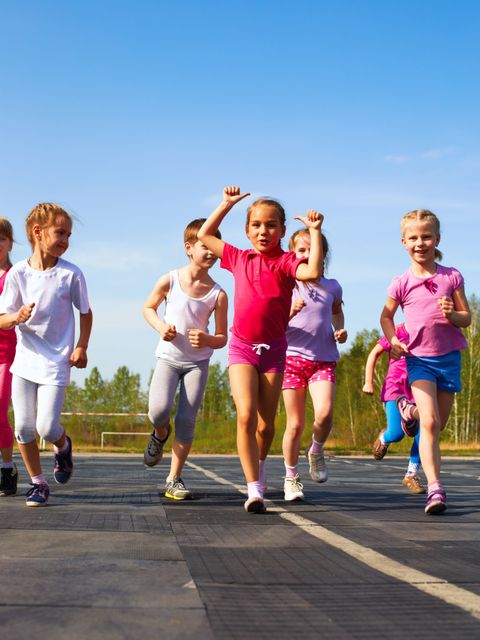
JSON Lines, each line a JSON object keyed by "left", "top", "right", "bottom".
{"left": 402, "top": 220, "right": 439, "bottom": 267}
{"left": 246, "top": 204, "right": 285, "bottom": 254}
{"left": 35, "top": 215, "right": 72, "bottom": 258}
{"left": 185, "top": 239, "right": 217, "bottom": 268}
{"left": 0, "top": 234, "right": 13, "bottom": 267}
{"left": 293, "top": 233, "right": 310, "bottom": 259}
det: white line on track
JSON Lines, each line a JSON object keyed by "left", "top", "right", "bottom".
{"left": 186, "top": 459, "right": 480, "bottom": 621}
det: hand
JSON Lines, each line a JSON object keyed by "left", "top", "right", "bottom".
{"left": 15, "top": 303, "right": 35, "bottom": 324}
{"left": 438, "top": 296, "right": 454, "bottom": 318}
{"left": 70, "top": 347, "right": 88, "bottom": 368}
{"left": 294, "top": 209, "right": 324, "bottom": 230}
{"left": 188, "top": 328, "right": 208, "bottom": 349}
{"left": 334, "top": 328, "right": 348, "bottom": 343}
{"left": 161, "top": 323, "right": 177, "bottom": 341}
{"left": 290, "top": 299, "right": 306, "bottom": 318}
{"left": 390, "top": 337, "right": 409, "bottom": 360}
{"left": 362, "top": 382, "right": 374, "bottom": 395}
{"left": 223, "top": 186, "right": 251, "bottom": 207}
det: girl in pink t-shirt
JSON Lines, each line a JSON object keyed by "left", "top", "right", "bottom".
{"left": 281, "top": 229, "right": 347, "bottom": 502}
{"left": 198, "top": 187, "right": 324, "bottom": 513}
{"left": 0, "top": 217, "right": 18, "bottom": 497}
{"left": 363, "top": 324, "right": 425, "bottom": 495}
{"left": 381, "top": 209, "right": 471, "bottom": 515}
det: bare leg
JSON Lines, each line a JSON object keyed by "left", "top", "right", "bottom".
{"left": 18, "top": 440, "right": 42, "bottom": 478}
{"left": 0, "top": 446, "right": 13, "bottom": 464}
{"left": 229, "top": 364, "right": 259, "bottom": 482}
{"left": 282, "top": 388, "right": 307, "bottom": 467}
{"left": 309, "top": 380, "right": 336, "bottom": 443}
{"left": 168, "top": 440, "right": 192, "bottom": 479}
{"left": 256, "top": 372, "right": 284, "bottom": 460}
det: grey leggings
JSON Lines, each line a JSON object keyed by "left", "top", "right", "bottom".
{"left": 148, "top": 358, "right": 209, "bottom": 444}
{"left": 12, "top": 375, "right": 66, "bottom": 444}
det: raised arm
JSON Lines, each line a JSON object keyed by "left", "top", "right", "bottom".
{"left": 294, "top": 210, "right": 324, "bottom": 281}
{"left": 197, "top": 186, "right": 250, "bottom": 259}
{"left": 143, "top": 273, "right": 176, "bottom": 341}
{"left": 362, "top": 343, "right": 385, "bottom": 394}
{"left": 380, "top": 297, "right": 408, "bottom": 359}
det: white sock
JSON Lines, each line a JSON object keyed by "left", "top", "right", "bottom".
{"left": 407, "top": 462, "right": 420, "bottom": 476}
{"left": 31, "top": 473, "right": 47, "bottom": 486}
{"left": 1, "top": 462, "right": 14, "bottom": 470}
{"left": 247, "top": 481, "right": 263, "bottom": 500}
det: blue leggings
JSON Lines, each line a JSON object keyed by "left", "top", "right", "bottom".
{"left": 384, "top": 400, "right": 420, "bottom": 464}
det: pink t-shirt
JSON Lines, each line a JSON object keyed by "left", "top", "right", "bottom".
{"left": 221, "top": 243, "right": 306, "bottom": 343}
{"left": 387, "top": 265, "right": 467, "bottom": 357}
{"left": 378, "top": 324, "right": 413, "bottom": 402}
{"left": 0, "top": 269, "right": 16, "bottom": 365}
{"left": 286, "top": 278, "right": 343, "bottom": 362}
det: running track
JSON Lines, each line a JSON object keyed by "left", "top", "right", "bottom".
{"left": 0, "top": 454, "right": 479, "bottom": 639}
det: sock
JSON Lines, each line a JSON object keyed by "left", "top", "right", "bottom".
{"left": 1, "top": 462, "right": 14, "bottom": 470}
{"left": 53, "top": 440, "right": 69, "bottom": 455}
{"left": 31, "top": 473, "right": 48, "bottom": 486}
{"left": 259, "top": 459, "right": 266, "bottom": 487}
{"left": 284, "top": 463, "right": 298, "bottom": 478}
{"left": 247, "top": 481, "right": 263, "bottom": 500}
{"left": 310, "top": 437, "right": 324, "bottom": 455}
{"left": 406, "top": 462, "right": 420, "bottom": 476}
{"left": 428, "top": 481, "right": 443, "bottom": 494}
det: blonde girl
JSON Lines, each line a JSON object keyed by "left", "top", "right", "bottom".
{"left": 0, "top": 203, "right": 93, "bottom": 507}
{"left": 380, "top": 209, "right": 470, "bottom": 515}
{"left": 198, "top": 187, "right": 324, "bottom": 513}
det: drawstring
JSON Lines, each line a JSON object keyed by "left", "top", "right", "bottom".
{"left": 252, "top": 343, "right": 270, "bottom": 355}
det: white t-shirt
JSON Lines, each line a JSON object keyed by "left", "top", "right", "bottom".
{"left": 0, "top": 258, "right": 90, "bottom": 385}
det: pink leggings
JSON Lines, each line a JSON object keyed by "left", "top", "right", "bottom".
{"left": 0, "top": 363, "right": 13, "bottom": 449}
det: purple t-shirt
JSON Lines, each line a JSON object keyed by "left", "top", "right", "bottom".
{"left": 387, "top": 265, "right": 467, "bottom": 357}
{"left": 378, "top": 324, "right": 413, "bottom": 402}
{"left": 286, "top": 278, "right": 343, "bottom": 362}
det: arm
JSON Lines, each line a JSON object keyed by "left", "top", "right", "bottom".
{"left": 143, "top": 273, "right": 177, "bottom": 341}
{"left": 294, "top": 210, "right": 324, "bottom": 281}
{"left": 362, "top": 343, "right": 385, "bottom": 394}
{"left": 188, "top": 289, "right": 228, "bottom": 350}
{"left": 289, "top": 298, "right": 306, "bottom": 320}
{"left": 438, "top": 286, "right": 471, "bottom": 328}
{"left": 380, "top": 297, "right": 408, "bottom": 359}
{"left": 197, "top": 186, "right": 250, "bottom": 259}
{"left": 0, "top": 303, "right": 35, "bottom": 330}
{"left": 332, "top": 300, "right": 347, "bottom": 343}
{"left": 70, "top": 308, "right": 93, "bottom": 368}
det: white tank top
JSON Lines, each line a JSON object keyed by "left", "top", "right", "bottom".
{"left": 155, "top": 270, "right": 221, "bottom": 363}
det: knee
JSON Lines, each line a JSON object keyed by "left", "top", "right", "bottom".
{"left": 236, "top": 412, "right": 256, "bottom": 433}
{"left": 37, "top": 418, "right": 63, "bottom": 443}
{"left": 419, "top": 415, "right": 441, "bottom": 435}
{"left": 285, "top": 420, "right": 304, "bottom": 440}
{"left": 313, "top": 411, "right": 332, "bottom": 430}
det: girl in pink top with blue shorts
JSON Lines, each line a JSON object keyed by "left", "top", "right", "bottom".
{"left": 281, "top": 229, "right": 347, "bottom": 502}
{"left": 381, "top": 209, "right": 471, "bottom": 515}
{"left": 198, "top": 187, "right": 324, "bottom": 513}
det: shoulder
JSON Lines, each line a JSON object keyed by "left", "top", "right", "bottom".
{"left": 387, "top": 270, "right": 410, "bottom": 297}
{"left": 57, "top": 258, "right": 85, "bottom": 278}
{"left": 438, "top": 264, "right": 464, "bottom": 286}
{"left": 322, "top": 277, "right": 342, "bottom": 293}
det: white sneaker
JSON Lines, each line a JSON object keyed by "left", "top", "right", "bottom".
{"left": 284, "top": 476, "right": 304, "bottom": 502}
{"left": 306, "top": 444, "right": 328, "bottom": 482}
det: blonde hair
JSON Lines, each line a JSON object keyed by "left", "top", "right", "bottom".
{"left": 25, "top": 203, "right": 73, "bottom": 248}
{"left": 401, "top": 209, "right": 442, "bottom": 261}
{"left": 246, "top": 199, "right": 286, "bottom": 228}
{"left": 288, "top": 228, "right": 330, "bottom": 271}
{"left": 0, "top": 217, "right": 14, "bottom": 268}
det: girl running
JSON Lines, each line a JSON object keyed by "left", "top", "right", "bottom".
{"left": 380, "top": 209, "right": 470, "bottom": 514}
{"left": 0, "top": 203, "right": 93, "bottom": 507}
{"left": 0, "top": 218, "right": 18, "bottom": 497}
{"left": 281, "top": 229, "right": 347, "bottom": 502}
{"left": 198, "top": 187, "right": 324, "bottom": 513}
{"left": 363, "top": 323, "right": 425, "bottom": 495}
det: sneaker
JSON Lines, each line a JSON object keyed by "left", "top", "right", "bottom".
{"left": 306, "top": 444, "right": 328, "bottom": 482}
{"left": 164, "top": 477, "right": 191, "bottom": 500}
{"left": 425, "top": 488, "right": 447, "bottom": 515}
{"left": 53, "top": 435, "right": 73, "bottom": 484}
{"left": 144, "top": 426, "right": 171, "bottom": 467}
{"left": 0, "top": 464, "right": 18, "bottom": 496}
{"left": 244, "top": 496, "right": 266, "bottom": 513}
{"left": 372, "top": 434, "right": 389, "bottom": 460}
{"left": 402, "top": 474, "right": 426, "bottom": 494}
{"left": 25, "top": 483, "right": 50, "bottom": 507}
{"left": 395, "top": 395, "right": 419, "bottom": 437}
{"left": 284, "top": 476, "right": 304, "bottom": 502}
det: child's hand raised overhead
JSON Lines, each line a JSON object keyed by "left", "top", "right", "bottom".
{"left": 294, "top": 209, "right": 324, "bottom": 230}
{"left": 223, "top": 186, "right": 251, "bottom": 207}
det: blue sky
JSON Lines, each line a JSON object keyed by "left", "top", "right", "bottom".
{"left": 1, "top": 0, "right": 479, "bottom": 388}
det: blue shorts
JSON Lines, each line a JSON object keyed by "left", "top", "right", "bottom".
{"left": 406, "top": 350, "right": 462, "bottom": 393}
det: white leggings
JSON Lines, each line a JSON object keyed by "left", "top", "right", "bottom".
{"left": 12, "top": 375, "right": 66, "bottom": 445}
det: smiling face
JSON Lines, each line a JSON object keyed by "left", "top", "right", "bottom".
{"left": 0, "top": 233, "right": 13, "bottom": 269}
{"left": 246, "top": 203, "right": 286, "bottom": 254}
{"left": 185, "top": 239, "right": 217, "bottom": 268}
{"left": 35, "top": 215, "right": 72, "bottom": 259}
{"left": 401, "top": 219, "right": 440, "bottom": 269}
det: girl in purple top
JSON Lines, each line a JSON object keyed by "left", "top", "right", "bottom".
{"left": 363, "top": 324, "right": 424, "bottom": 495}
{"left": 198, "top": 187, "right": 324, "bottom": 513}
{"left": 381, "top": 209, "right": 471, "bottom": 515}
{"left": 281, "top": 229, "right": 347, "bottom": 501}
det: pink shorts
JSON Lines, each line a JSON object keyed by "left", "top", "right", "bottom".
{"left": 228, "top": 334, "right": 287, "bottom": 373}
{"left": 282, "top": 355, "right": 336, "bottom": 389}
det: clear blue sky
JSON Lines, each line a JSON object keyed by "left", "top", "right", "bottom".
{"left": 1, "top": 1, "right": 479, "bottom": 388}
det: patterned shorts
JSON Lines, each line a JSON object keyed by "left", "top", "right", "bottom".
{"left": 282, "top": 355, "right": 336, "bottom": 390}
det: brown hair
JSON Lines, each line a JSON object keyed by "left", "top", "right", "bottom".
{"left": 0, "top": 217, "right": 14, "bottom": 268}
{"left": 246, "top": 198, "right": 286, "bottom": 228}
{"left": 401, "top": 209, "right": 442, "bottom": 261}
{"left": 25, "top": 203, "right": 73, "bottom": 248}
{"left": 289, "top": 228, "right": 330, "bottom": 271}
{"left": 184, "top": 218, "right": 221, "bottom": 244}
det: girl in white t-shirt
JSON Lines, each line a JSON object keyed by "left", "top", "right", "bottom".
{"left": 0, "top": 203, "right": 92, "bottom": 507}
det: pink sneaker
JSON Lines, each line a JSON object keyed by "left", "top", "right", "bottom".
{"left": 395, "top": 395, "right": 419, "bottom": 437}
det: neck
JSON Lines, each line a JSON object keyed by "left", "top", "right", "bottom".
{"left": 185, "top": 262, "right": 210, "bottom": 281}
{"left": 29, "top": 248, "right": 58, "bottom": 271}
{"left": 410, "top": 260, "right": 437, "bottom": 277}
{"left": 0, "top": 258, "right": 10, "bottom": 271}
